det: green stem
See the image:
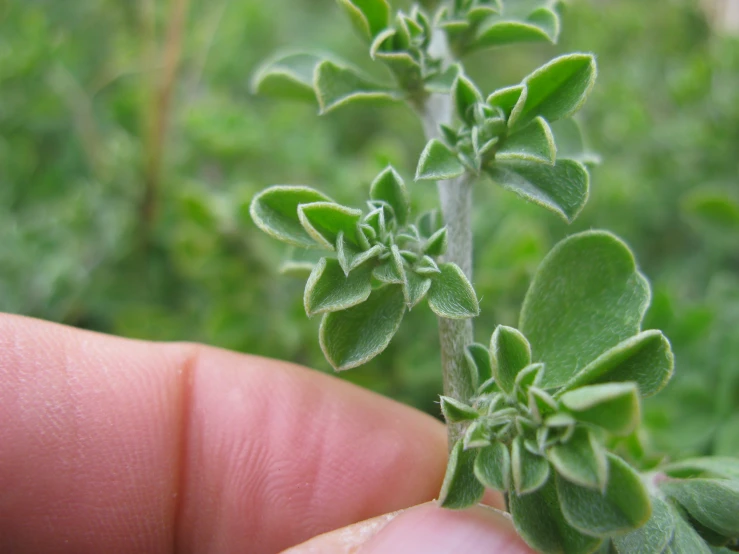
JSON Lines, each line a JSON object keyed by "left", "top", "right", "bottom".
{"left": 421, "top": 30, "right": 477, "bottom": 451}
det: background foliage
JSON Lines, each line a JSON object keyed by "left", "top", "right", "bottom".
{"left": 2, "top": 0, "right": 738, "bottom": 459}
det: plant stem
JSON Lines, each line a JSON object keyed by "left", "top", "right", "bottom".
{"left": 421, "top": 31, "right": 477, "bottom": 450}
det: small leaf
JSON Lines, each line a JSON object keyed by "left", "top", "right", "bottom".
{"left": 416, "top": 255, "right": 441, "bottom": 275}
{"left": 438, "top": 439, "right": 485, "bottom": 509}
{"left": 405, "top": 271, "right": 432, "bottom": 308}
{"left": 474, "top": 441, "right": 511, "bottom": 491}
{"left": 417, "top": 209, "right": 442, "bottom": 237}
{"left": 370, "top": 166, "right": 410, "bottom": 225}
{"left": 490, "top": 325, "right": 532, "bottom": 394}
{"left": 515, "top": 363, "right": 545, "bottom": 400}
{"left": 304, "top": 257, "right": 373, "bottom": 316}
{"left": 660, "top": 479, "right": 739, "bottom": 539}
{"left": 250, "top": 52, "right": 323, "bottom": 101}
{"left": 561, "top": 330, "right": 674, "bottom": 398}
{"left": 250, "top": 186, "right": 332, "bottom": 247}
{"left": 440, "top": 396, "right": 479, "bottom": 423}
{"left": 496, "top": 116, "right": 556, "bottom": 164}
{"left": 547, "top": 428, "right": 608, "bottom": 490}
{"left": 527, "top": 7, "right": 560, "bottom": 41}
{"left": 487, "top": 84, "right": 528, "bottom": 128}
{"left": 319, "top": 284, "right": 406, "bottom": 370}
{"left": 298, "top": 202, "right": 362, "bottom": 249}
{"left": 486, "top": 158, "right": 589, "bottom": 223}
{"left": 427, "top": 263, "right": 480, "bottom": 319}
{"left": 511, "top": 478, "right": 603, "bottom": 554}
{"left": 464, "top": 421, "right": 491, "bottom": 449}
{"left": 517, "top": 53, "right": 598, "bottom": 128}
{"left": 423, "top": 227, "right": 448, "bottom": 257}
{"left": 466, "top": 342, "right": 493, "bottom": 388}
{"left": 279, "top": 246, "right": 327, "bottom": 277}
{"left": 337, "top": 234, "right": 383, "bottom": 275}
{"left": 559, "top": 383, "right": 641, "bottom": 436}
{"left": 512, "top": 436, "right": 550, "bottom": 495}
{"left": 520, "top": 231, "right": 651, "bottom": 389}
{"left": 373, "top": 260, "right": 404, "bottom": 284}
{"left": 337, "top": 0, "right": 391, "bottom": 39}
{"left": 453, "top": 74, "right": 483, "bottom": 123}
{"left": 474, "top": 18, "right": 555, "bottom": 51}
{"left": 557, "top": 453, "right": 652, "bottom": 537}
{"left": 314, "top": 60, "right": 399, "bottom": 114}
{"left": 613, "top": 496, "right": 676, "bottom": 554}
{"left": 416, "top": 139, "right": 466, "bottom": 181}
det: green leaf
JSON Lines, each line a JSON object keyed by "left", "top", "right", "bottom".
{"left": 417, "top": 209, "right": 442, "bottom": 238}
{"left": 304, "top": 257, "right": 373, "bottom": 316}
{"left": 466, "top": 342, "right": 493, "bottom": 388}
{"left": 423, "top": 227, "right": 448, "bottom": 256}
{"left": 337, "top": 0, "right": 391, "bottom": 39}
{"left": 278, "top": 246, "right": 327, "bottom": 277}
{"left": 660, "top": 479, "right": 739, "bottom": 538}
{"left": 314, "top": 60, "right": 399, "bottom": 114}
{"left": 405, "top": 271, "right": 431, "bottom": 308}
{"left": 250, "top": 186, "right": 333, "bottom": 247}
{"left": 439, "top": 439, "right": 485, "bottom": 509}
{"left": 319, "top": 284, "right": 406, "bottom": 370}
{"left": 487, "top": 84, "right": 528, "bottom": 128}
{"left": 337, "top": 234, "right": 383, "bottom": 275}
{"left": 298, "top": 202, "right": 362, "bottom": 249}
{"left": 547, "top": 428, "right": 608, "bottom": 490}
{"left": 474, "top": 18, "right": 556, "bottom": 51}
{"left": 440, "top": 396, "right": 479, "bottom": 423}
{"left": 464, "top": 420, "right": 491, "bottom": 449}
{"left": 560, "top": 383, "right": 641, "bottom": 436}
{"left": 453, "top": 74, "right": 483, "bottom": 124}
{"left": 527, "top": 7, "right": 561, "bottom": 41}
{"left": 487, "top": 158, "right": 589, "bottom": 222}
{"left": 520, "top": 231, "right": 651, "bottom": 389}
{"left": 474, "top": 441, "right": 511, "bottom": 491}
{"left": 613, "top": 497, "right": 676, "bottom": 554}
{"left": 490, "top": 325, "right": 531, "bottom": 394}
{"left": 517, "top": 53, "right": 597, "bottom": 128}
{"left": 416, "top": 255, "right": 441, "bottom": 275}
{"left": 511, "top": 478, "right": 603, "bottom": 554}
{"left": 415, "top": 139, "right": 466, "bottom": 181}
{"left": 561, "top": 330, "right": 674, "bottom": 398}
{"left": 512, "top": 436, "right": 550, "bottom": 494}
{"left": 664, "top": 505, "right": 713, "bottom": 554}
{"left": 250, "top": 52, "right": 323, "bottom": 101}
{"left": 427, "top": 263, "right": 480, "bottom": 319}
{"left": 662, "top": 457, "right": 739, "bottom": 481}
{"left": 496, "top": 116, "right": 556, "bottom": 164}
{"left": 369, "top": 166, "right": 410, "bottom": 225}
{"left": 557, "top": 453, "right": 651, "bottom": 537}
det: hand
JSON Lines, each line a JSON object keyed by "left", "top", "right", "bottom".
{"left": 0, "top": 314, "right": 532, "bottom": 553}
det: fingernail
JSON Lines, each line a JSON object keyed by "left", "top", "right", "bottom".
{"left": 360, "top": 503, "right": 531, "bottom": 554}
{"left": 282, "top": 508, "right": 406, "bottom": 554}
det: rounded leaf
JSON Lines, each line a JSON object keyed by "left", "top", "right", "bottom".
{"left": 520, "top": 231, "right": 651, "bottom": 389}
{"left": 556, "top": 453, "right": 652, "bottom": 537}
{"left": 319, "top": 284, "right": 406, "bottom": 370}
{"left": 427, "top": 263, "right": 480, "bottom": 319}
{"left": 474, "top": 441, "right": 511, "bottom": 491}
{"left": 491, "top": 325, "right": 531, "bottom": 394}
{"left": 250, "top": 186, "right": 332, "bottom": 247}
{"left": 438, "top": 440, "right": 485, "bottom": 509}
{"left": 304, "top": 257, "right": 373, "bottom": 316}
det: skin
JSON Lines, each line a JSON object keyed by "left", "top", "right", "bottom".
{"left": 0, "top": 313, "right": 533, "bottom": 553}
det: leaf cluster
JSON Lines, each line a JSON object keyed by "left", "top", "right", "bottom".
{"left": 250, "top": 167, "right": 479, "bottom": 370}
{"left": 438, "top": 231, "right": 683, "bottom": 553}
{"left": 416, "top": 53, "right": 597, "bottom": 222}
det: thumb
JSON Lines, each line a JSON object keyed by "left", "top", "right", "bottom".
{"left": 282, "top": 502, "right": 535, "bottom": 554}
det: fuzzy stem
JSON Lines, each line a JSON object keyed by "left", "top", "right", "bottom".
{"left": 421, "top": 31, "right": 477, "bottom": 450}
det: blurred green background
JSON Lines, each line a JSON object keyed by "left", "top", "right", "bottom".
{"left": 1, "top": 0, "right": 738, "bottom": 459}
